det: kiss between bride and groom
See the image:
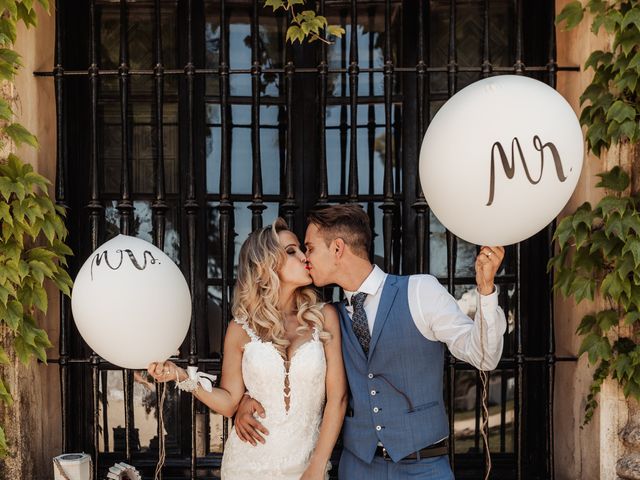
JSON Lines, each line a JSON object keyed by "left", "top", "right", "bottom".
{"left": 148, "top": 203, "right": 506, "bottom": 480}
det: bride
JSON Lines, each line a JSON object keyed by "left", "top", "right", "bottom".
{"left": 148, "top": 218, "right": 347, "bottom": 479}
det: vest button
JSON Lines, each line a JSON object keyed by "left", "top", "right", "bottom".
{"left": 368, "top": 373, "right": 374, "bottom": 379}
{"left": 370, "top": 390, "right": 376, "bottom": 396}
{"left": 373, "top": 407, "right": 380, "bottom": 413}
{"left": 376, "top": 425, "right": 382, "bottom": 431}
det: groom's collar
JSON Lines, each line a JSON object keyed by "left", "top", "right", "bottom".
{"left": 343, "top": 265, "right": 387, "bottom": 305}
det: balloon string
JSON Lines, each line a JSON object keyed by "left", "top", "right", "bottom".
{"left": 478, "top": 298, "right": 492, "bottom": 480}
{"left": 154, "top": 382, "right": 167, "bottom": 480}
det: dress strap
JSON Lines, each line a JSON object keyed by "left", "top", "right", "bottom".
{"left": 233, "top": 317, "right": 260, "bottom": 342}
{"left": 312, "top": 326, "right": 320, "bottom": 342}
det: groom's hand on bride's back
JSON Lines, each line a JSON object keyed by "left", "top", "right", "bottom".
{"left": 234, "top": 394, "right": 269, "bottom": 445}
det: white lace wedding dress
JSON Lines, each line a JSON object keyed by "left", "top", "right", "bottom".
{"left": 220, "top": 319, "right": 329, "bottom": 480}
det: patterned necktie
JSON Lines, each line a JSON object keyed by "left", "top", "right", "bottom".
{"left": 350, "top": 292, "right": 371, "bottom": 354}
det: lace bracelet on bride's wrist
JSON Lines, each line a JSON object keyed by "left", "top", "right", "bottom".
{"left": 175, "top": 366, "right": 217, "bottom": 393}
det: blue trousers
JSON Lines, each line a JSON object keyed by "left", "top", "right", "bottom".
{"left": 338, "top": 448, "right": 455, "bottom": 480}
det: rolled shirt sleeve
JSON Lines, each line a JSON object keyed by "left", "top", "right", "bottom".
{"left": 408, "top": 275, "right": 507, "bottom": 371}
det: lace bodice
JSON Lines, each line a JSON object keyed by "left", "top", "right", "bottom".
{"left": 220, "top": 318, "right": 328, "bottom": 479}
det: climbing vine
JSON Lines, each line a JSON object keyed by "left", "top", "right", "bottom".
{"left": 0, "top": 0, "right": 73, "bottom": 457}
{"left": 554, "top": 0, "right": 640, "bottom": 423}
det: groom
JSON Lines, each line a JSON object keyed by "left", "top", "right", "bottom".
{"left": 235, "top": 204, "right": 506, "bottom": 479}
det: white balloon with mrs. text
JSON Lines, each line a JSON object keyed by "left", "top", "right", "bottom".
{"left": 71, "top": 234, "right": 191, "bottom": 370}
{"left": 419, "top": 75, "right": 584, "bottom": 246}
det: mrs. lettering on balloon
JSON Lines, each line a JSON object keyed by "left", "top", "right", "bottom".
{"left": 486, "top": 135, "right": 569, "bottom": 206}
{"left": 90, "top": 249, "right": 160, "bottom": 280}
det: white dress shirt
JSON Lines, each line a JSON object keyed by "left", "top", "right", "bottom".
{"left": 343, "top": 265, "right": 506, "bottom": 370}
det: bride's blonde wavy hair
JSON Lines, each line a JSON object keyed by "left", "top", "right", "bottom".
{"left": 232, "top": 218, "right": 330, "bottom": 358}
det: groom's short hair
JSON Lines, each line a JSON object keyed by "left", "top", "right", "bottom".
{"left": 307, "top": 204, "right": 371, "bottom": 259}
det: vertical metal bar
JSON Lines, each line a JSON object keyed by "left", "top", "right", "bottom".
{"left": 381, "top": 0, "right": 394, "bottom": 273}
{"left": 514, "top": 0, "right": 525, "bottom": 74}
{"left": 88, "top": 1, "right": 101, "bottom": 476}
{"left": 218, "top": 0, "right": 232, "bottom": 447}
{"left": 500, "top": 369, "right": 507, "bottom": 452}
{"left": 91, "top": 356, "right": 100, "bottom": 478}
{"left": 54, "top": 0, "right": 70, "bottom": 450}
{"left": 547, "top": 1, "right": 558, "bottom": 88}
{"left": 116, "top": 0, "right": 135, "bottom": 464}
{"left": 413, "top": 0, "right": 429, "bottom": 274}
{"left": 339, "top": 9, "right": 347, "bottom": 196}
{"left": 152, "top": 1, "right": 166, "bottom": 476}
{"left": 250, "top": 0, "right": 265, "bottom": 231}
{"left": 101, "top": 371, "right": 110, "bottom": 452}
{"left": 446, "top": 0, "right": 458, "bottom": 467}
{"left": 317, "top": 0, "right": 328, "bottom": 205}
{"left": 446, "top": 233, "right": 457, "bottom": 467}
{"left": 282, "top": 39, "right": 296, "bottom": 227}
{"left": 153, "top": 0, "right": 168, "bottom": 250}
{"left": 447, "top": 0, "right": 457, "bottom": 97}
{"left": 118, "top": 0, "right": 133, "bottom": 235}
{"left": 347, "top": 0, "right": 358, "bottom": 203}
{"left": 366, "top": 7, "right": 375, "bottom": 260}
{"left": 546, "top": 6, "right": 558, "bottom": 477}
{"left": 546, "top": 222, "right": 556, "bottom": 479}
{"left": 482, "top": 0, "right": 492, "bottom": 78}
{"left": 515, "top": 243, "right": 523, "bottom": 480}
{"left": 184, "top": 0, "right": 199, "bottom": 476}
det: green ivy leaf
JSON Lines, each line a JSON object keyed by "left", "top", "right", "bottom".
{"left": 36, "top": 0, "right": 50, "bottom": 12}
{"left": 0, "top": 18, "right": 16, "bottom": 45}
{"left": 602, "top": 270, "right": 626, "bottom": 302}
{"left": 0, "top": 425, "right": 8, "bottom": 457}
{"left": 622, "top": 239, "right": 640, "bottom": 268}
{"left": 16, "top": 3, "right": 37, "bottom": 28}
{"left": 556, "top": 1, "right": 585, "bottom": 30}
{"left": 327, "top": 25, "right": 345, "bottom": 38}
{"left": 577, "top": 314, "right": 597, "bottom": 335}
{"left": 624, "top": 311, "right": 640, "bottom": 326}
{"left": 596, "top": 167, "right": 630, "bottom": 192}
{"left": 596, "top": 309, "right": 619, "bottom": 332}
{"left": 606, "top": 100, "right": 636, "bottom": 124}
{"left": 615, "top": 70, "right": 638, "bottom": 94}
{"left": 579, "top": 333, "right": 612, "bottom": 364}
{"left": 0, "top": 1, "right": 17, "bottom": 20}
{"left": 4, "top": 299, "right": 22, "bottom": 330}
{"left": 621, "top": 8, "right": 640, "bottom": 31}
{"left": 263, "top": 0, "right": 285, "bottom": 11}
{"left": 619, "top": 119, "right": 637, "bottom": 141}
{"left": 0, "top": 378, "right": 12, "bottom": 406}
{"left": 571, "top": 275, "right": 596, "bottom": 303}
{"left": 598, "top": 196, "right": 628, "bottom": 217}
{"left": 288, "top": 25, "right": 306, "bottom": 43}
{"left": 598, "top": 8, "right": 624, "bottom": 34}
{"left": 553, "top": 215, "right": 575, "bottom": 248}
{"left": 4, "top": 123, "right": 37, "bottom": 148}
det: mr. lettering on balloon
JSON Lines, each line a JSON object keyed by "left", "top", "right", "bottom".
{"left": 486, "top": 135, "right": 570, "bottom": 207}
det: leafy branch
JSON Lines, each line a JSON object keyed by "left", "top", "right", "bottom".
{"left": 264, "top": 0, "right": 345, "bottom": 44}
{"left": 0, "top": 0, "right": 73, "bottom": 458}
{"left": 553, "top": 0, "right": 640, "bottom": 424}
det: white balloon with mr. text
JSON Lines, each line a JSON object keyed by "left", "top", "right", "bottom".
{"left": 419, "top": 75, "right": 584, "bottom": 246}
{"left": 71, "top": 234, "right": 191, "bottom": 369}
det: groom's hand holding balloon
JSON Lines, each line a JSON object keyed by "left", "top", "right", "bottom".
{"left": 476, "top": 246, "right": 505, "bottom": 295}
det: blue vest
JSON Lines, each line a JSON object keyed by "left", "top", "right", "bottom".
{"left": 336, "top": 274, "right": 449, "bottom": 463}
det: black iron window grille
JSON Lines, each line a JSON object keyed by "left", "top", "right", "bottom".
{"left": 37, "top": 1, "right": 579, "bottom": 479}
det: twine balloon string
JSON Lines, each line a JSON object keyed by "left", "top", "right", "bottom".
{"left": 478, "top": 298, "right": 492, "bottom": 480}
{"left": 154, "top": 381, "right": 168, "bottom": 480}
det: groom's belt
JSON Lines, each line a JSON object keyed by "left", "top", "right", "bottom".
{"left": 375, "top": 439, "right": 449, "bottom": 461}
